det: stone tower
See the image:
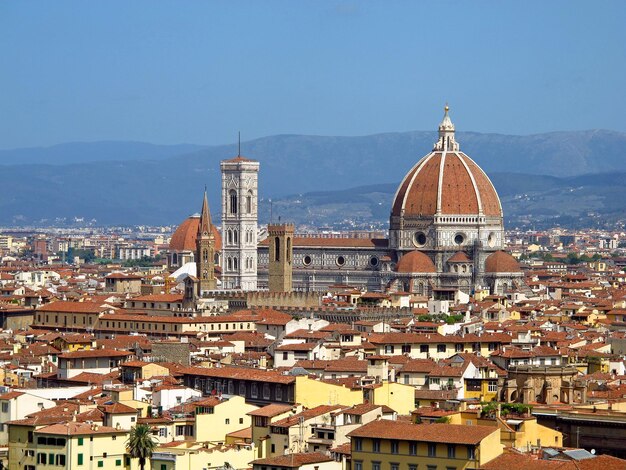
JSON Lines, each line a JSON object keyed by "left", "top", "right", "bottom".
{"left": 196, "top": 189, "right": 217, "bottom": 293}
{"left": 220, "top": 154, "right": 259, "bottom": 290}
{"left": 268, "top": 223, "right": 294, "bottom": 292}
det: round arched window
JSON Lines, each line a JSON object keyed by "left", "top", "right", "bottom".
{"left": 303, "top": 255, "right": 312, "bottom": 266}
{"left": 336, "top": 256, "right": 346, "bottom": 267}
{"left": 454, "top": 233, "right": 465, "bottom": 245}
{"left": 369, "top": 256, "right": 379, "bottom": 267}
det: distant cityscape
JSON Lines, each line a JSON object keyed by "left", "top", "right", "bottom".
{"left": 0, "top": 110, "right": 626, "bottom": 470}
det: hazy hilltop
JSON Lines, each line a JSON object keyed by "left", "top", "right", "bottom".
{"left": 0, "top": 129, "right": 624, "bottom": 226}
{"left": 0, "top": 141, "right": 206, "bottom": 165}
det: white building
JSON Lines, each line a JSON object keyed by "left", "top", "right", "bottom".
{"left": 221, "top": 154, "right": 260, "bottom": 291}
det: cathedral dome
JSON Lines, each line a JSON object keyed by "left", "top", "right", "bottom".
{"left": 395, "top": 250, "right": 437, "bottom": 273}
{"left": 391, "top": 108, "right": 502, "bottom": 218}
{"left": 484, "top": 251, "right": 521, "bottom": 273}
{"left": 169, "top": 215, "right": 222, "bottom": 252}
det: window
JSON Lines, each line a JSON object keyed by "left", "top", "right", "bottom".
{"left": 409, "top": 442, "right": 417, "bottom": 455}
{"left": 282, "top": 351, "right": 289, "bottom": 360}
{"left": 229, "top": 190, "right": 238, "bottom": 214}
{"left": 263, "top": 383, "right": 271, "bottom": 400}
{"left": 372, "top": 462, "right": 381, "bottom": 470}
{"left": 430, "top": 377, "right": 440, "bottom": 385}
{"left": 1, "top": 402, "right": 8, "bottom": 412}
{"left": 98, "top": 461, "right": 104, "bottom": 468}
{"left": 466, "top": 379, "right": 481, "bottom": 392}
{"left": 161, "top": 465, "right": 166, "bottom": 470}
{"left": 372, "top": 439, "right": 381, "bottom": 452}
{"left": 401, "top": 345, "right": 411, "bottom": 354}
{"left": 390, "top": 440, "right": 399, "bottom": 454}
{"left": 385, "top": 345, "right": 395, "bottom": 354}
{"left": 274, "top": 237, "right": 281, "bottom": 261}
{"left": 455, "top": 343, "right": 463, "bottom": 352}
{"left": 246, "top": 192, "right": 252, "bottom": 213}
{"left": 488, "top": 381, "right": 498, "bottom": 392}
{"left": 437, "top": 344, "right": 446, "bottom": 353}
{"left": 78, "top": 437, "right": 84, "bottom": 446}
{"left": 447, "top": 444, "right": 456, "bottom": 458}
{"left": 354, "top": 437, "right": 362, "bottom": 451}
{"left": 467, "top": 446, "right": 476, "bottom": 460}
{"left": 428, "top": 442, "right": 436, "bottom": 457}
{"left": 271, "top": 444, "right": 276, "bottom": 453}
{"left": 390, "top": 464, "right": 399, "bottom": 470}
{"left": 409, "top": 466, "right": 417, "bottom": 470}
{"left": 420, "top": 345, "right": 428, "bottom": 353}
{"left": 78, "top": 454, "right": 84, "bottom": 466}
{"left": 225, "top": 418, "right": 230, "bottom": 425}
{"left": 251, "top": 383, "right": 258, "bottom": 398}
{"left": 354, "top": 462, "right": 363, "bottom": 470}
{"left": 37, "top": 453, "right": 47, "bottom": 464}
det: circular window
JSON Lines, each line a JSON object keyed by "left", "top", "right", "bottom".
{"left": 303, "top": 255, "right": 312, "bottom": 266}
{"left": 369, "top": 256, "right": 379, "bottom": 267}
{"left": 454, "top": 233, "right": 465, "bottom": 245}
{"left": 336, "top": 256, "right": 346, "bottom": 267}
{"left": 414, "top": 232, "right": 427, "bottom": 247}
{"left": 487, "top": 232, "right": 496, "bottom": 248}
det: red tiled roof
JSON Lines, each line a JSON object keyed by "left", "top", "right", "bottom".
{"left": 347, "top": 420, "right": 497, "bottom": 445}
{"left": 251, "top": 452, "right": 333, "bottom": 468}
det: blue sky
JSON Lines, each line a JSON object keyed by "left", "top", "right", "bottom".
{"left": 1, "top": 1, "right": 625, "bottom": 149}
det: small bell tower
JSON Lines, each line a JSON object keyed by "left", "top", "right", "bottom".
{"left": 196, "top": 189, "right": 217, "bottom": 293}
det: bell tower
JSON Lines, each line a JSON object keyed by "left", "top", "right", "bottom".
{"left": 268, "top": 223, "right": 294, "bottom": 293}
{"left": 220, "top": 151, "right": 259, "bottom": 291}
{"left": 196, "top": 189, "right": 217, "bottom": 293}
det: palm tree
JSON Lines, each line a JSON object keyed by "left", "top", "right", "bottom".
{"left": 126, "top": 423, "right": 157, "bottom": 470}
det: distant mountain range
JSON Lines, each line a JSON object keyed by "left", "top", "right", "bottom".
{"left": 0, "top": 129, "right": 624, "bottom": 228}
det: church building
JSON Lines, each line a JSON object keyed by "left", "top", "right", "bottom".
{"left": 168, "top": 107, "right": 523, "bottom": 296}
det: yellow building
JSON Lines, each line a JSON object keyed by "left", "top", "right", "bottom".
{"left": 193, "top": 395, "right": 258, "bottom": 443}
{"left": 347, "top": 420, "right": 502, "bottom": 470}
{"left": 248, "top": 404, "right": 299, "bottom": 458}
{"left": 8, "top": 421, "right": 137, "bottom": 470}
{"left": 151, "top": 441, "right": 254, "bottom": 470}
{"left": 457, "top": 410, "right": 562, "bottom": 449}
{"left": 294, "top": 376, "right": 415, "bottom": 415}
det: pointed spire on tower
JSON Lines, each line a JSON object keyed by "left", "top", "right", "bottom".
{"left": 433, "top": 103, "right": 459, "bottom": 151}
{"left": 199, "top": 187, "right": 212, "bottom": 236}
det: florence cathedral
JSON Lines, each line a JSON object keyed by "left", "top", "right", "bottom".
{"left": 167, "top": 108, "right": 524, "bottom": 296}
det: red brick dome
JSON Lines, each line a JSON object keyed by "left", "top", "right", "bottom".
{"left": 484, "top": 251, "right": 521, "bottom": 273}
{"left": 395, "top": 251, "right": 437, "bottom": 273}
{"left": 391, "top": 151, "right": 502, "bottom": 218}
{"left": 169, "top": 215, "right": 222, "bottom": 252}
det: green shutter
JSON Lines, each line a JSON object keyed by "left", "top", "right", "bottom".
{"left": 98, "top": 461, "right": 104, "bottom": 468}
{"left": 116, "top": 459, "right": 122, "bottom": 466}
{"left": 78, "top": 437, "right": 84, "bottom": 446}
{"left": 78, "top": 453, "right": 84, "bottom": 465}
